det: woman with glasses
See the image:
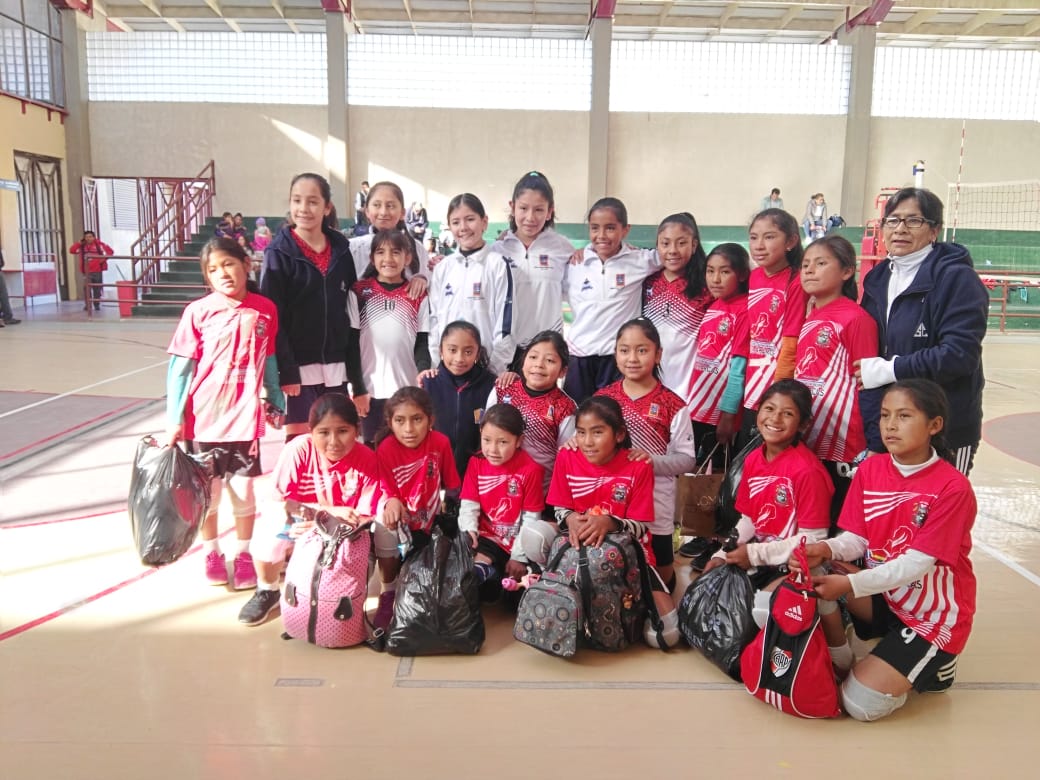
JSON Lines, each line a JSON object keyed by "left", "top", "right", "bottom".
{"left": 855, "top": 187, "right": 989, "bottom": 475}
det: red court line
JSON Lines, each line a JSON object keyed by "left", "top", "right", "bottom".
{"left": 1, "top": 508, "right": 126, "bottom": 530}
{"left": 0, "top": 527, "right": 236, "bottom": 643}
{"left": 0, "top": 399, "right": 149, "bottom": 463}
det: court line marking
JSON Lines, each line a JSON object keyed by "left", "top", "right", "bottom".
{"left": 975, "top": 540, "right": 1040, "bottom": 589}
{"left": 0, "top": 360, "right": 167, "bottom": 420}
{"left": 0, "top": 399, "right": 150, "bottom": 462}
{"left": 1, "top": 509, "right": 126, "bottom": 530}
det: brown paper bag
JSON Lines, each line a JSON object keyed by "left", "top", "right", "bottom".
{"left": 675, "top": 472, "right": 725, "bottom": 537}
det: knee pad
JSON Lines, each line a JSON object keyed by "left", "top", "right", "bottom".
{"left": 752, "top": 589, "right": 772, "bottom": 629}
{"left": 841, "top": 672, "right": 907, "bottom": 722}
{"left": 371, "top": 522, "right": 400, "bottom": 558}
{"left": 520, "top": 521, "right": 557, "bottom": 566}
{"left": 207, "top": 477, "right": 224, "bottom": 514}
{"left": 226, "top": 475, "right": 256, "bottom": 519}
{"left": 645, "top": 608, "right": 681, "bottom": 649}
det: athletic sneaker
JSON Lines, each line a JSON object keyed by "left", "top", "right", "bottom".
{"left": 238, "top": 589, "right": 281, "bottom": 626}
{"left": 373, "top": 591, "right": 395, "bottom": 632}
{"left": 678, "top": 537, "right": 722, "bottom": 572}
{"left": 232, "top": 552, "right": 257, "bottom": 590}
{"left": 205, "top": 551, "right": 228, "bottom": 585}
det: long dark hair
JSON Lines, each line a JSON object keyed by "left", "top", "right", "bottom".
{"left": 508, "top": 171, "right": 556, "bottom": 233}
{"left": 374, "top": 386, "right": 435, "bottom": 447}
{"left": 758, "top": 379, "right": 813, "bottom": 446}
{"left": 199, "top": 237, "right": 260, "bottom": 294}
{"left": 705, "top": 243, "right": 751, "bottom": 295}
{"left": 750, "top": 208, "right": 803, "bottom": 273}
{"left": 363, "top": 228, "right": 419, "bottom": 278}
{"left": 805, "top": 234, "right": 858, "bottom": 301}
{"left": 657, "top": 212, "right": 708, "bottom": 301}
{"left": 308, "top": 392, "right": 359, "bottom": 429}
{"left": 575, "top": 396, "right": 632, "bottom": 450}
{"left": 883, "top": 379, "right": 955, "bottom": 464}
{"left": 288, "top": 173, "right": 339, "bottom": 232}
{"left": 615, "top": 318, "right": 663, "bottom": 381}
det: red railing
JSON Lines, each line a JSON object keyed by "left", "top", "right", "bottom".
{"left": 86, "top": 254, "right": 208, "bottom": 318}
{"left": 980, "top": 271, "right": 1040, "bottom": 333}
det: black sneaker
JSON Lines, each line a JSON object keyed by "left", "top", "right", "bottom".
{"left": 679, "top": 537, "right": 722, "bottom": 572}
{"left": 238, "top": 588, "right": 281, "bottom": 626}
{"left": 2, "top": 318, "right": 18, "bottom": 325}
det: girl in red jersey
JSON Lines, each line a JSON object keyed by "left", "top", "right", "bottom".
{"left": 795, "top": 235, "right": 881, "bottom": 525}
{"left": 704, "top": 380, "right": 852, "bottom": 670}
{"left": 742, "top": 209, "right": 807, "bottom": 440}
{"left": 688, "top": 243, "right": 751, "bottom": 467}
{"left": 348, "top": 229, "right": 432, "bottom": 443}
{"left": 794, "top": 379, "right": 977, "bottom": 721}
{"left": 641, "top": 212, "right": 713, "bottom": 404}
{"left": 70, "top": 230, "right": 114, "bottom": 312}
{"left": 595, "top": 318, "right": 696, "bottom": 591}
{"left": 459, "top": 404, "right": 545, "bottom": 589}
{"left": 236, "top": 393, "right": 383, "bottom": 626}
{"left": 166, "top": 237, "right": 283, "bottom": 593}
{"left": 373, "top": 387, "right": 461, "bottom": 630}
{"left": 488, "top": 329, "right": 576, "bottom": 494}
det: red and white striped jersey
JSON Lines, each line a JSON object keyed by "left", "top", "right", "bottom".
{"left": 735, "top": 442, "right": 833, "bottom": 541}
{"left": 642, "top": 270, "right": 712, "bottom": 403}
{"left": 547, "top": 448, "right": 655, "bottom": 524}
{"left": 460, "top": 449, "right": 544, "bottom": 553}
{"left": 348, "top": 279, "right": 429, "bottom": 399}
{"left": 376, "top": 430, "right": 461, "bottom": 533}
{"left": 688, "top": 294, "right": 750, "bottom": 424}
{"left": 271, "top": 436, "right": 384, "bottom": 517}
{"left": 794, "top": 297, "right": 879, "bottom": 462}
{"left": 744, "top": 267, "right": 808, "bottom": 409}
{"left": 839, "top": 455, "right": 976, "bottom": 654}
{"left": 168, "top": 291, "right": 278, "bottom": 443}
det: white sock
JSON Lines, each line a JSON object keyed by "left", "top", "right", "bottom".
{"left": 829, "top": 642, "right": 854, "bottom": 671}
{"left": 203, "top": 538, "right": 220, "bottom": 554}
{"left": 235, "top": 538, "right": 251, "bottom": 555}
{"left": 256, "top": 577, "right": 279, "bottom": 592}
{"left": 381, "top": 579, "right": 397, "bottom": 594}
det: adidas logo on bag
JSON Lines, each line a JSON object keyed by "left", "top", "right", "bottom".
{"left": 784, "top": 604, "right": 803, "bottom": 622}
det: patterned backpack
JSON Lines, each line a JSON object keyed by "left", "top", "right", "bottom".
{"left": 281, "top": 513, "right": 372, "bottom": 648}
{"left": 515, "top": 533, "right": 651, "bottom": 656}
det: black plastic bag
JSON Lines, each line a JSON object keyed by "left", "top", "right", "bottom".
{"left": 715, "top": 433, "right": 762, "bottom": 535}
{"left": 678, "top": 563, "right": 757, "bottom": 680}
{"left": 386, "top": 522, "right": 485, "bottom": 656}
{"left": 128, "top": 437, "right": 211, "bottom": 566}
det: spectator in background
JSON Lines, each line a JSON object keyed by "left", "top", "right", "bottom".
{"left": 251, "top": 217, "right": 272, "bottom": 254}
{"left": 354, "top": 180, "right": 370, "bottom": 232}
{"left": 406, "top": 201, "right": 429, "bottom": 242}
{"left": 69, "top": 230, "right": 114, "bottom": 312}
{"left": 803, "top": 193, "right": 828, "bottom": 240}
{"left": 0, "top": 248, "right": 20, "bottom": 326}
{"left": 214, "top": 212, "right": 235, "bottom": 239}
{"left": 760, "top": 187, "right": 784, "bottom": 212}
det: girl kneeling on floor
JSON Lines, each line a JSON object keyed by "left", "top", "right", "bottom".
{"left": 793, "top": 379, "right": 977, "bottom": 721}
{"left": 548, "top": 396, "right": 681, "bottom": 647}
{"left": 237, "top": 394, "right": 384, "bottom": 626}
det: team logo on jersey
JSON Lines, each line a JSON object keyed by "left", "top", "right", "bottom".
{"left": 538, "top": 254, "right": 550, "bottom": 268}
{"left": 545, "top": 404, "right": 555, "bottom": 421}
{"left": 774, "top": 484, "right": 789, "bottom": 506}
{"left": 361, "top": 286, "right": 374, "bottom": 298}
{"left": 611, "top": 482, "right": 629, "bottom": 502}
{"left": 770, "top": 647, "right": 793, "bottom": 677}
{"left": 815, "top": 327, "right": 833, "bottom": 347}
{"left": 444, "top": 283, "right": 454, "bottom": 297}
{"left": 581, "top": 277, "right": 593, "bottom": 292}
{"left": 914, "top": 322, "right": 929, "bottom": 338}
{"left": 472, "top": 282, "right": 482, "bottom": 298}
{"left": 769, "top": 294, "right": 781, "bottom": 314}
{"left": 337, "top": 471, "right": 359, "bottom": 497}
{"left": 614, "top": 274, "right": 626, "bottom": 289}
{"left": 256, "top": 318, "right": 268, "bottom": 339}
{"left": 501, "top": 394, "right": 512, "bottom": 404}
{"left": 911, "top": 501, "right": 930, "bottom": 528}
{"left": 718, "top": 317, "right": 730, "bottom": 336}
{"left": 648, "top": 403, "right": 661, "bottom": 419}
{"left": 426, "top": 459, "right": 436, "bottom": 478}
{"left": 507, "top": 478, "right": 520, "bottom": 496}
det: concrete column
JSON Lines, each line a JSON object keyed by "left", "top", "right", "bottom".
{"left": 61, "top": 10, "right": 94, "bottom": 300}
{"left": 587, "top": 17, "right": 612, "bottom": 206}
{"left": 325, "top": 12, "right": 349, "bottom": 213}
{"left": 837, "top": 24, "right": 877, "bottom": 225}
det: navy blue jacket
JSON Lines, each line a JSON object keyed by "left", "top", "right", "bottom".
{"left": 860, "top": 242, "right": 988, "bottom": 450}
{"left": 423, "top": 362, "right": 497, "bottom": 480}
{"left": 260, "top": 225, "right": 364, "bottom": 389}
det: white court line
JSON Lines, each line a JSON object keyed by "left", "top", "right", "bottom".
{"left": 976, "top": 540, "right": 1040, "bottom": 589}
{"left": 0, "top": 360, "right": 168, "bottom": 420}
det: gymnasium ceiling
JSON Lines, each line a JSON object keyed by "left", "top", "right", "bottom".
{"left": 94, "top": 0, "right": 1040, "bottom": 50}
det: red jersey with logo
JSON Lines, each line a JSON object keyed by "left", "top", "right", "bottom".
{"left": 348, "top": 279, "right": 429, "bottom": 398}
{"left": 794, "top": 297, "right": 879, "bottom": 462}
{"left": 460, "top": 450, "right": 545, "bottom": 553}
{"left": 735, "top": 443, "right": 832, "bottom": 541}
{"left": 596, "top": 381, "right": 687, "bottom": 457}
{"left": 488, "top": 379, "right": 576, "bottom": 491}
{"left": 168, "top": 291, "right": 278, "bottom": 443}
{"left": 376, "top": 430, "right": 461, "bottom": 533}
{"left": 688, "top": 295, "right": 750, "bottom": 424}
{"left": 839, "top": 455, "right": 976, "bottom": 654}
{"left": 548, "top": 449, "right": 655, "bottom": 522}
{"left": 271, "top": 436, "right": 384, "bottom": 516}
{"left": 642, "top": 270, "right": 712, "bottom": 402}
{"left": 744, "top": 268, "right": 807, "bottom": 409}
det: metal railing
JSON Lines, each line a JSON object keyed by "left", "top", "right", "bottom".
{"left": 85, "top": 254, "right": 207, "bottom": 318}
{"left": 980, "top": 271, "right": 1040, "bottom": 333}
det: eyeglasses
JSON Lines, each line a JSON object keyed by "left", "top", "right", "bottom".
{"left": 882, "top": 216, "right": 934, "bottom": 229}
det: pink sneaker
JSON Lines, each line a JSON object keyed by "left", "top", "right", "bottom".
{"left": 373, "top": 591, "right": 395, "bottom": 632}
{"left": 205, "top": 551, "right": 228, "bottom": 585}
{"left": 233, "top": 552, "right": 258, "bottom": 591}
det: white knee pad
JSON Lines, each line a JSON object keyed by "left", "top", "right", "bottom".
{"left": 752, "top": 589, "right": 772, "bottom": 629}
{"left": 644, "top": 608, "right": 681, "bottom": 649}
{"left": 207, "top": 477, "right": 224, "bottom": 515}
{"left": 225, "top": 474, "right": 256, "bottom": 519}
{"left": 371, "top": 521, "right": 400, "bottom": 558}
{"left": 841, "top": 671, "right": 907, "bottom": 722}
{"left": 520, "top": 520, "right": 557, "bottom": 566}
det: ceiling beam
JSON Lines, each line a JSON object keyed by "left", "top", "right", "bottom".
{"left": 900, "top": 9, "right": 937, "bottom": 34}
{"left": 777, "top": 6, "right": 804, "bottom": 31}
{"left": 958, "top": 9, "right": 1002, "bottom": 36}
{"left": 718, "top": 3, "right": 738, "bottom": 27}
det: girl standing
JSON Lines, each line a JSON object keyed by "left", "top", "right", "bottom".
{"left": 348, "top": 181, "right": 430, "bottom": 278}
{"left": 166, "top": 237, "right": 283, "bottom": 592}
{"left": 687, "top": 243, "right": 751, "bottom": 462}
{"left": 348, "top": 230, "right": 432, "bottom": 443}
{"left": 428, "top": 193, "right": 515, "bottom": 374}
{"left": 491, "top": 171, "right": 577, "bottom": 367}
{"left": 596, "top": 319, "right": 696, "bottom": 590}
{"left": 374, "top": 387, "right": 462, "bottom": 631}
{"left": 743, "top": 208, "right": 807, "bottom": 432}
{"left": 641, "top": 212, "right": 712, "bottom": 402}
{"left": 487, "top": 330, "right": 576, "bottom": 494}
{"left": 458, "top": 404, "right": 545, "bottom": 587}
{"left": 796, "top": 235, "right": 881, "bottom": 522}
{"left": 421, "top": 320, "right": 497, "bottom": 480}
{"left": 237, "top": 394, "right": 384, "bottom": 626}
{"left": 260, "top": 172, "right": 367, "bottom": 441}
{"left": 563, "top": 198, "right": 659, "bottom": 403}
{"left": 796, "top": 379, "right": 977, "bottom": 720}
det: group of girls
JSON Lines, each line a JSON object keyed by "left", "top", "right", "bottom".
{"left": 165, "top": 168, "right": 976, "bottom": 722}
